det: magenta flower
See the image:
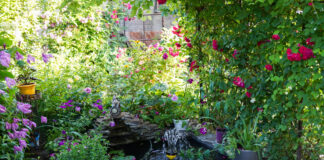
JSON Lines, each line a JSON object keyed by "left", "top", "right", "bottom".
{"left": 286, "top": 48, "right": 301, "bottom": 61}
{"left": 97, "top": 105, "right": 103, "bottom": 110}
{"left": 62, "top": 130, "right": 66, "bottom": 134}
{"left": 50, "top": 153, "right": 55, "bottom": 157}
{"left": 8, "top": 132, "right": 15, "bottom": 139}
{"left": 175, "top": 43, "right": 181, "bottom": 48}
{"left": 187, "top": 43, "right": 193, "bottom": 48}
{"left": 13, "top": 146, "right": 22, "bottom": 153}
{"left": 84, "top": 87, "right": 91, "bottom": 94}
{"left": 0, "top": 51, "right": 11, "bottom": 67}
{"left": 19, "top": 139, "right": 27, "bottom": 148}
{"left": 155, "top": 111, "right": 159, "bottom": 115}
{"left": 232, "top": 49, "right": 238, "bottom": 59}
{"left": 5, "top": 77, "right": 16, "bottom": 89}
{"left": 15, "top": 52, "right": 24, "bottom": 60}
{"left": 109, "top": 121, "right": 116, "bottom": 127}
{"left": 0, "top": 89, "right": 5, "bottom": 95}
{"left": 308, "top": 2, "right": 313, "bottom": 6}
{"left": 153, "top": 43, "right": 159, "bottom": 48}
{"left": 272, "top": 34, "right": 280, "bottom": 40}
{"left": 299, "top": 45, "right": 315, "bottom": 60}
{"left": 265, "top": 64, "right": 273, "bottom": 71}
{"left": 184, "top": 37, "right": 190, "bottom": 42}
{"left": 27, "top": 55, "right": 35, "bottom": 64}
{"left": 246, "top": 92, "right": 252, "bottom": 98}
{"left": 126, "top": 2, "right": 132, "bottom": 9}
{"left": 22, "top": 119, "right": 29, "bottom": 126}
{"left": 58, "top": 140, "right": 65, "bottom": 146}
{"left": 233, "top": 77, "right": 245, "bottom": 88}
{"left": 13, "top": 118, "right": 20, "bottom": 123}
{"left": 75, "top": 106, "right": 81, "bottom": 112}
{"left": 42, "top": 53, "right": 53, "bottom": 63}
{"left": 187, "top": 79, "right": 193, "bottom": 84}
{"left": 306, "top": 38, "right": 315, "bottom": 46}
{"left": 124, "top": 17, "right": 129, "bottom": 21}
{"left": 163, "top": 53, "right": 168, "bottom": 60}
{"left": 212, "top": 40, "right": 218, "bottom": 51}
{"left": 17, "top": 102, "right": 32, "bottom": 114}
{"left": 0, "top": 105, "right": 6, "bottom": 113}
{"left": 158, "top": 47, "right": 164, "bottom": 51}
{"left": 41, "top": 116, "right": 47, "bottom": 124}
{"left": 157, "top": 0, "right": 167, "bottom": 5}
{"left": 171, "top": 94, "right": 178, "bottom": 102}
{"left": 199, "top": 128, "right": 207, "bottom": 135}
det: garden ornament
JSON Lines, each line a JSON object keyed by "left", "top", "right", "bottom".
{"left": 163, "top": 129, "right": 189, "bottom": 160}
{"left": 110, "top": 95, "right": 121, "bottom": 118}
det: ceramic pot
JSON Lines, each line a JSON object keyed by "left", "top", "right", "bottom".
{"left": 173, "top": 119, "right": 189, "bottom": 131}
{"left": 17, "top": 83, "right": 36, "bottom": 95}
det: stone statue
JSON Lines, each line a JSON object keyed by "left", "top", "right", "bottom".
{"left": 163, "top": 129, "right": 190, "bottom": 159}
{"left": 110, "top": 95, "right": 121, "bottom": 118}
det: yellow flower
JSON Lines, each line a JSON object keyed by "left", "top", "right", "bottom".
{"left": 68, "top": 78, "right": 74, "bottom": 83}
{"left": 134, "top": 40, "right": 140, "bottom": 43}
{"left": 74, "top": 75, "right": 81, "bottom": 81}
{"left": 124, "top": 65, "right": 128, "bottom": 68}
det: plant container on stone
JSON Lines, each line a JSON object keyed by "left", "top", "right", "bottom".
{"left": 228, "top": 113, "right": 265, "bottom": 160}
{"left": 173, "top": 119, "right": 189, "bottom": 131}
{"left": 216, "top": 128, "right": 227, "bottom": 144}
{"left": 16, "top": 61, "right": 38, "bottom": 95}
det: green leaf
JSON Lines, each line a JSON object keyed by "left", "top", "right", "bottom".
{"left": 0, "top": 70, "right": 14, "bottom": 80}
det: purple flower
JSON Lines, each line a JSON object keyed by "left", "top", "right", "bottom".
{"left": 15, "top": 52, "right": 24, "bottom": 60}
{"left": 199, "top": 127, "right": 207, "bottom": 135}
{"left": 27, "top": 55, "right": 35, "bottom": 64}
{"left": 8, "top": 132, "right": 15, "bottom": 139}
{"left": 84, "top": 87, "right": 91, "bottom": 94}
{"left": 50, "top": 153, "right": 55, "bottom": 157}
{"left": 102, "top": 111, "right": 106, "bottom": 114}
{"left": 153, "top": 43, "right": 159, "bottom": 48}
{"left": 58, "top": 140, "right": 65, "bottom": 146}
{"left": 30, "top": 121, "right": 36, "bottom": 128}
{"left": 41, "top": 116, "right": 47, "bottom": 123}
{"left": 0, "top": 89, "right": 5, "bottom": 95}
{"left": 5, "top": 77, "right": 16, "bottom": 89}
{"left": 11, "top": 122, "right": 19, "bottom": 130}
{"left": 42, "top": 53, "right": 53, "bottom": 63}
{"left": 14, "top": 130, "right": 27, "bottom": 139}
{"left": 6, "top": 122, "right": 11, "bottom": 130}
{"left": 171, "top": 94, "right": 178, "bottom": 102}
{"left": 0, "top": 104, "right": 6, "bottom": 113}
{"left": 17, "top": 102, "right": 32, "bottom": 114}
{"left": 187, "top": 79, "right": 193, "bottom": 84}
{"left": 96, "top": 99, "right": 102, "bottom": 103}
{"left": 109, "top": 121, "right": 115, "bottom": 127}
{"left": 202, "top": 122, "right": 207, "bottom": 125}
{"left": 73, "top": 142, "right": 79, "bottom": 146}
{"left": 67, "top": 148, "right": 71, "bottom": 152}
{"left": 67, "top": 84, "right": 72, "bottom": 89}
{"left": 162, "top": 53, "right": 168, "bottom": 60}
{"left": 97, "top": 105, "right": 103, "bottom": 110}
{"left": 75, "top": 106, "right": 81, "bottom": 112}
{"left": 19, "top": 139, "right": 27, "bottom": 148}
{"left": 0, "top": 50, "right": 11, "bottom": 67}
{"left": 13, "top": 118, "right": 21, "bottom": 123}
{"left": 21, "top": 128, "right": 29, "bottom": 133}
{"left": 155, "top": 111, "right": 159, "bottom": 115}
{"left": 62, "top": 130, "right": 66, "bottom": 135}
{"left": 22, "top": 119, "right": 29, "bottom": 126}
{"left": 13, "top": 145, "right": 22, "bottom": 153}
{"left": 60, "top": 105, "right": 66, "bottom": 109}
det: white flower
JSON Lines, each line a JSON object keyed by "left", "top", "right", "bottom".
{"left": 288, "top": 86, "right": 292, "bottom": 90}
{"left": 250, "top": 98, "right": 256, "bottom": 103}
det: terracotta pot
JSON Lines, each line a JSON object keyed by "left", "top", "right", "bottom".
{"left": 17, "top": 83, "right": 36, "bottom": 95}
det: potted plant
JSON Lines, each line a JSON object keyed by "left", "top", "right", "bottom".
{"left": 170, "top": 94, "right": 191, "bottom": 131}
{"left": 225, "top": 113, "right": 266, "bottom": 160}
{"left": 16, "top": 61, "right": 38, "bottom": 95}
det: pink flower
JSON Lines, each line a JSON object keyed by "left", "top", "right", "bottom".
{"left": 84, "top": 87, "right": 92, "bottom": 94}
{"left": 112, "top": 10, "right": 117, "bottom": 14}
{"left": 199, "top": 128, "right": 207, "bottom": 135}
{"left": 0, "top": 51, "right": 11, "bottom": 67}
{"left": 5, "top": 77, "right": 16, "bottom": 89}
{"left": 17, "top": 102, "right": 32, "bottom": 114}
{"left": 265, "top": 64, "right": 273, "bottom": 71}
{"left": 75, "top": 106, "right": 81, "bottom": 112}
{"left": 308, "top": 2, "right": 313, "bottom": 6}
{"left": 175, "top": 43, "right": 181, "bottom": 48}
{"left": 41, "top": 116, "right": 47, "bottom": 123}
{"left": 246, "top": 92, "right": 252, "bottom": 98}
{"left": 15, "top": 52, "right": 24, "bottom": 60}
{"left": 171, "top": 94, "right": 178, "bottom": 101}
{"left": 116, "top": 20, "right": 119, "bottom": 24}
{"left": 184, "top": 37, "right": 190, "bottom": 42}
{"left": 155, "top": 111, "right": 159, "bottom": 115}
{"left": 139, "top": 60, "right": 144, "bottom": 65}
{"left": 212, "top": 40, "right": 218, "bottom": 51}
{"left": 163, "top": 53, "right": 168, "bottom": 60}
{"left": 232, "top": 49, "right": 238, "bottom": 59}
{"left": 153, "top": 43, "right": 159, "bottom": 48}
{"left": 126, "top": 3, "right": 132, "bottom": 9}
{"left": 158, "top": 47, "right": 164, "bottom": 51}
{"left": 0, "top": 105, "right": 6, "bottom": 113}
{"left": 233, "top": 77, "right": 245, "bottom": 88}
{"left": 116, "top": 53, "right": 122, "bottom": 59}
{"left": 272, "top": 34, "right": 280, "bottom": 40}
{"left": 27, "top": 55, "right": 35, "bottom": 64}
{"left": 187, "top": 43, "right": 193, "bottom": 48}
{"left": 5, "top": 122, "right": 11, "bottom": 130}
{"left": 124, "top": 17, "right": 128, "bottom": 21}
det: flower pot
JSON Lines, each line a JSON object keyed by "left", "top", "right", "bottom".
{"left": 234, "top": 150, "right": 259, "bottom": 160}
{"left": 216, "top": 128, "right": 226, "bottom": 143}
{"left": 173, "top": 119, "right": 189, "bottom": 131}
{"left": 17, "top": 83, "right": 36, "bottom": 95}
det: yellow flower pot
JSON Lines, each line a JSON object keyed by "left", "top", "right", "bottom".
{"left": 166, "top": 154, "right": 176, "bottom": 160}
{"left": 17, "top": 83, "right": 36, "bottom": 95}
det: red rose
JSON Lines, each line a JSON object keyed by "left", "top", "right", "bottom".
{"left": 265, "top": 64, "right": 273, "bottom": 71}
{"left": 272, "top": 34, "right": 280, "bottom": 40}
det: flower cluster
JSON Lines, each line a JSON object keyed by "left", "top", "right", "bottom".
{"left": 93, "top": 99, "right": 103, "bottom": 110}
{"left": 60, "top": 100, "right": 73, "bottom": 109}
{"left": 17, "top": 102, "right": 32, "bottom": 114}
{"left": 233, "top": 77, "right": 245, "bottom": 88}
{"left": 0, "top": 50, "right": 11, "bottom": 67}
{"left": 286, "top": 38, "right": 315, "bottom": 61}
